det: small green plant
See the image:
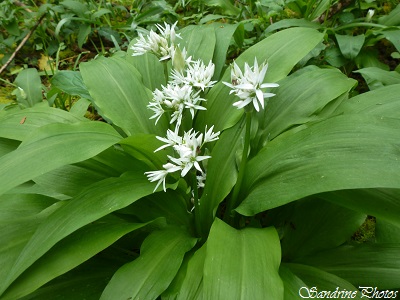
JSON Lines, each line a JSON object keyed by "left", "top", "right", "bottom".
{"left": 0, "top": 20, "right": 399, "bottom": 300}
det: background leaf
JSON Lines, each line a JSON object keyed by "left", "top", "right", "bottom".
{"left": 265, "top": 198, "right": 366, "bottom": 260}
{"left": 0, "top": 171, "right": 155, "bottom": 295}
{"left": 0, "top": 121, "right": 121, "bottom": 196}
{"left": 80, "top": 56, "right": 167, "bottom": 136}
{"left": 335, "top": 34, "right": 365, "bottom": 60}
{"left": 237, "top": 114, "right": 400, "bottom": 215}
{"left": 281, "top": 263, "right": 362, "bottom": 300}
{"left": 2, "top": 217, "right": 163, "bottom": 300}
{"left": 0, "top": 104, "right": 86, "bottom": 141}
{"left": 100, "top": 226, "right": 197, "bottom": 300}
{"left": 354, "top": 67, "right": 400, "bottom": 90}
{"left": 296, "top": 244, "right": 400, "bottom": 289}
{"left": 13, "top": 68, "right": 43, "bottom": 108}
{"left": 196, "top": 27, "right": 324, "bottom": 132}
{"left": 51, "top": 71, "right": 92, "bottom": 100}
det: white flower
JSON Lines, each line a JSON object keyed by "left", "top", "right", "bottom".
{"left": 171, "top": 60, "right": 217, "bottom": 91}
{"left": 155, "top": 22, "right": 181, "bottom": 44}
{"left": 204, "top": 125, "right": 220, "bottom": 143}
{"left": 147, "top": 83, "right": 206, "bottom": 131}
{"left": 223, "top": 58, "right": 279, "bottom": 112}
{"left": 366, "top": 9, "right": 375, "bottom": 21}
{"left": 197, "top": 172, "right": 206, "bottom": 188}
{"left": 155, "top": 129, "right": 183, "bottom": 152}
{"left": 146, "top": 126, "right": 220, "bottom": 191}
{"left": 144, "top": 162, "right": 181, "bottom": 192}
{"left": 130, "top": 22, "right": 181, "bottom": 61}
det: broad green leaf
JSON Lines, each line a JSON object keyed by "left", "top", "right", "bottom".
{"left": 2, "top": 217, "right": 163, "bottom": 300}
{"left": 0, "top": 121, "right": 121, "bottom": 196}
{"left": 77, "top": 23, "right": 91, "bottom": 49}
{"left": 321, "top": 189, "right": 400, "bottom": 228}
{"left": 279, "top": 264, "right": 307, "bottom": 300}
{"left": 121, "top": 191, "right": 193, "bottom": 228}
{"left": 281, "top": 264, "right": 362, "bottom": 300}
{"left": 198, "top": 119, "right": 244, "bottom": 236}
{"left": 13, "top": 68, "right": 43, "bottom": 108}
{"left": 335, "top": 84, "right": 400, "bottom": 118}
{"left": 335, "top": 34, "right": 365, "bottom": 60}
{"left": 258, "top": 68, "right": 356, "bottom": 141}
{"left": 197, "top": 27, "right": 324, "bottom": 131}
{"left": 0, "top": 104, "right": 86, "bottom": 141}
{"left": 203, "top": 0, "right": 240, "bottom": 15}
{"left": 100, "top": 226, "right": 197, "bottom": 300}
{"left": 0, "top": 194, "right": 61, "bottom": 294}
{"left": 354, "top": 67, "right": 400, "bottom": 90}
{"left": 210, "top": 23, "right": 239, "bottom": 80}
{"left": 0, "top": 193, "right": 56, "bottom": 223}
{"left": 297, "top": 244, "right": 400, "bottom": 289}
{"left": 237, "top": 114, "right": 400, "bottom": 215}
{"left": 80, "top": 56, "right": 166, "bottom": 136}
{"left": 381, "top": 30, "right": 400, "bottom": 52}
{"left": 265, "top": 18, "right": 322, "bottom": 33}
{"left": 119, "top": 133, "right": 170, "bottom": 170}
{"left": 355, "top": 49, "right": 390, "bottom": 70}
{"left": 69, "top": 97, "right": 91, "bottom": 117}
{"left": 203, "top": 219, "right": 283, "bottom": 299}
{"left": 92, "top": 8, "right": 112, "bottom": 19}
{"left": 175, "top": 245, "right": 206, "bottom": 300}
{"left": 33, "top": 146, "right": 144, "bottom": 197}
{"left": 376, "top": 220, "right": 400, "bottom": 244}
{"left": 379, "top": 3, "right": 400, "bottom": 26}
{"left": 60, "top": 0, "right": 87, "bottom": 17}
{"left": 19, "top": 257, "right": 126, "bottom": 300}
{"left": 308, "top": 0, "right": 330, "bottom": 20}
{"left": 125, "top": 52, "right": 165, "bottom": 91}
{"left": 0, "top": 138, "right": 19, "bottom": 157}
{"left": 0, "top": 171, "right": 155, "bottom": 295}
{"left": 51, "top": 70, "right": 92, "bottom": 100}
{"left": 267, "top": 198, "right": 365, "bottom": 260}
{"left": 179, "top": 25, "right": 216, "bottom": 64}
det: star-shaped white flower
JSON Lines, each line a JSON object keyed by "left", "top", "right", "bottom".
{"left": 223, "top": 58, "right": 279, "bottom": 112}
{"left": 171, "top": 60, "right": 216, "bottom": 91}
{"left": 130, "top": 22, "right": 181, "bottom": 61}
{"left": 146, "top": 126, "right": 220, "bottom": 191}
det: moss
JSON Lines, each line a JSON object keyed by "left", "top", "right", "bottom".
{"left": 351, "top": 216, "right": 376, "bottom": 244}
{"left": 0, "top": 86, "right": 14, "bottom": 104}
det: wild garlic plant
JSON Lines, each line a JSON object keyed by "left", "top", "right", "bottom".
{"left": 223, "top": 59, "right": 279, "bottom": 221}
{"left": 130, "top": 22, "right": 280, "bottom": 227}
{"left": 130, "top": 22, "right": 220, "bottom": 216}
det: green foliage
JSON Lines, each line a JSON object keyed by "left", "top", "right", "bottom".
{"left": 0, "top": 1, "right": 400, "bottom": 299}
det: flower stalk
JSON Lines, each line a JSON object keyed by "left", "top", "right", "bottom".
{"left": 225, "top": 111, "right": 252, "bottom": 224}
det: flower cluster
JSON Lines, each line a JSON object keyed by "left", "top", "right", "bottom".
{"left": 223, "top": 58, "right": 279, "bottom": 112}
{"left": 146, "top": 58, "right": 216, "bottom": 132}
{"left": 148, "top": 83, "right": 206, "bottom": 130}
{"left": 131, "top": 22, "right": 220, "bottom": 193}
{"left": 131, "top": 22, "right": 181, "bottom": 61}
{"left": 171, "top": 60, "right": 216, "bottom": 91}
{"left": 145, "top": 126, "right": 220, "bottom": 192}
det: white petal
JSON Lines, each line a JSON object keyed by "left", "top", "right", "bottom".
{"left": 260, "top": 83, "right": 279, "bottom": 88}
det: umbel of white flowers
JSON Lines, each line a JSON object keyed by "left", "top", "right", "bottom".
{"left": 130, "top": 22, "right": 219, "bottom": 192}
{"left": 130, "top": 22, "right": 217, "bottom": 133}
{"left": 223, "top": 58, "right": 279, "bottom": 112}
{"left": 131, "top": 22, "right": 181, "bottom": 61}
{"left": 145, "top": 127, "right": 220, "bottom": 192}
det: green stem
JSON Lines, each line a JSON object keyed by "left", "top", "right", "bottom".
{"left": 192, "top": 171, "right": 202, "bottom": 237}
{"left": 163, "top": 62, "right": 169, "bottom": 85}
{"left": 332, "top": 22, "right": 387, "bottom": 32}
{"left": 225, "top": 112, "right": 252, "bottom": 224}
